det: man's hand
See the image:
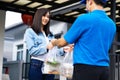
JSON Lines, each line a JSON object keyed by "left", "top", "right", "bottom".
{"left": 63, "top": 44, "right": 74, "bottom": 53}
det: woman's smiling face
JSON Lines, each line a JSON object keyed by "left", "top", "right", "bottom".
{"left": 42, "top": 12, "right": 50, "bottom": 26}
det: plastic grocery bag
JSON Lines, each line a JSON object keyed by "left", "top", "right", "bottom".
{"left": 60, "top": 52, "right": 73, "bottom": 79}
{"left": 42, "top": 47, "right": 62, "bottom": 74}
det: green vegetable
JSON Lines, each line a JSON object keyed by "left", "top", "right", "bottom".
{"left": 47, "top": 59, "right": 60, "bottom": 66}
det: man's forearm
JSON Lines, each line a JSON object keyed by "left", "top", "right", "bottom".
{"left": 51, "top": 38, "right": 68, "bottom": 48}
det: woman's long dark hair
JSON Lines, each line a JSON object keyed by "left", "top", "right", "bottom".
{"left": 31, "top": 8, "right": 51, "bottom": 36}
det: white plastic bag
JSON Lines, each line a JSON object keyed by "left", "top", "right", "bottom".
{"left": 60, "top": 52, "right": 73, "bottom": 79}
{"left": 42, "top": 47, "right": 61, "bottom": 74}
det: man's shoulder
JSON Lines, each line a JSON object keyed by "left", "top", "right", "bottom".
{"left": 76, "top": 13, "right": 93, "bottom": 23}
{"left": 77, "top": 13, "right": 92, "bottom": 20}
{"left": 79, "top": 13, "right": 91, "bottom": 17}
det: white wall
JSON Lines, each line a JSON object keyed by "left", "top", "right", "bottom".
{"left": 4, "top": 40, "right": 14, "bottom": 61}
{"left": 50, "top": 20, "right": 68, "bottom": 37}
{"left": 4, "top": 25, "right": 28, "bottom": 61}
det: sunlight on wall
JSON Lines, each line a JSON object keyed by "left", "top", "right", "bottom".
{"left": 5, "top": 11, "right": 22, "bottom": 29}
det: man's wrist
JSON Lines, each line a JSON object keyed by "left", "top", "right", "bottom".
{"left": 51, "top": 39, "right": 56, "bottom": 46}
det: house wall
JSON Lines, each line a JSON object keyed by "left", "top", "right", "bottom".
{"left": 4, "top": 24, "right": 28, "bottom": 61}
{"left": 4, "top": 40, "right": 14, "bottom": 61}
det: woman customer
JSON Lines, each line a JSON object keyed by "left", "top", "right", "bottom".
{"left": 24, "top": 8, "right": 55, "bottom": 80}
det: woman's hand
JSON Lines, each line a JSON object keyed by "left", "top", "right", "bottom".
{"left": 47, "top": 42, "right": 54, "bottom": 50}
{"left": 47, "top": 39, "right": 56, "bottom": 49}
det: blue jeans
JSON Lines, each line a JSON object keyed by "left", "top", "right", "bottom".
{"left": 28, "top": 59, "right": 55, "bottom": 80}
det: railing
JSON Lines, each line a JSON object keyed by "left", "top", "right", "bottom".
{"left": 115, "top": 53, "right": 120, "bottom": 80}
{"left": 109, "top": 52, "right": 120, "bottom": 80}
{"left": 22, "top": 63, "right": 30, "bottom": 80}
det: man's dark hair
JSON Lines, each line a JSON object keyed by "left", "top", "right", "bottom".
{"left": 94, "top": 0, "right": 107, "bottom": 7}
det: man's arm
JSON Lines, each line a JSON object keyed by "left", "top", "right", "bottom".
{"left": 51, "top": 38, "right": 68, "bottom": 48}
{"left": 47, "top": 38, "right": 68, "bottom": 50}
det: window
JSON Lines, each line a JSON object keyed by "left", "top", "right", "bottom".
{"left": 16, "top": 44, "right": 23, "bottom": 61}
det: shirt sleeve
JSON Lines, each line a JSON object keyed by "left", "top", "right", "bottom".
{"left": 24, "top": 29, "right": 47, "bottom": 56}
{"left": 64, "top": 15, "right": 88, "bottom": 44}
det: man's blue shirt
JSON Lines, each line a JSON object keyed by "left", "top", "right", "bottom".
{"left": 64, "top": 10, "right": 116, "bottom": 66}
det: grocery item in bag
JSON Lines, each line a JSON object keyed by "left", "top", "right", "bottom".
{"left": 60, "top": 52, "right": 73, "bottom": 79}
{"left": 43, "top": 47, "right": 61, "bottom": 74}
